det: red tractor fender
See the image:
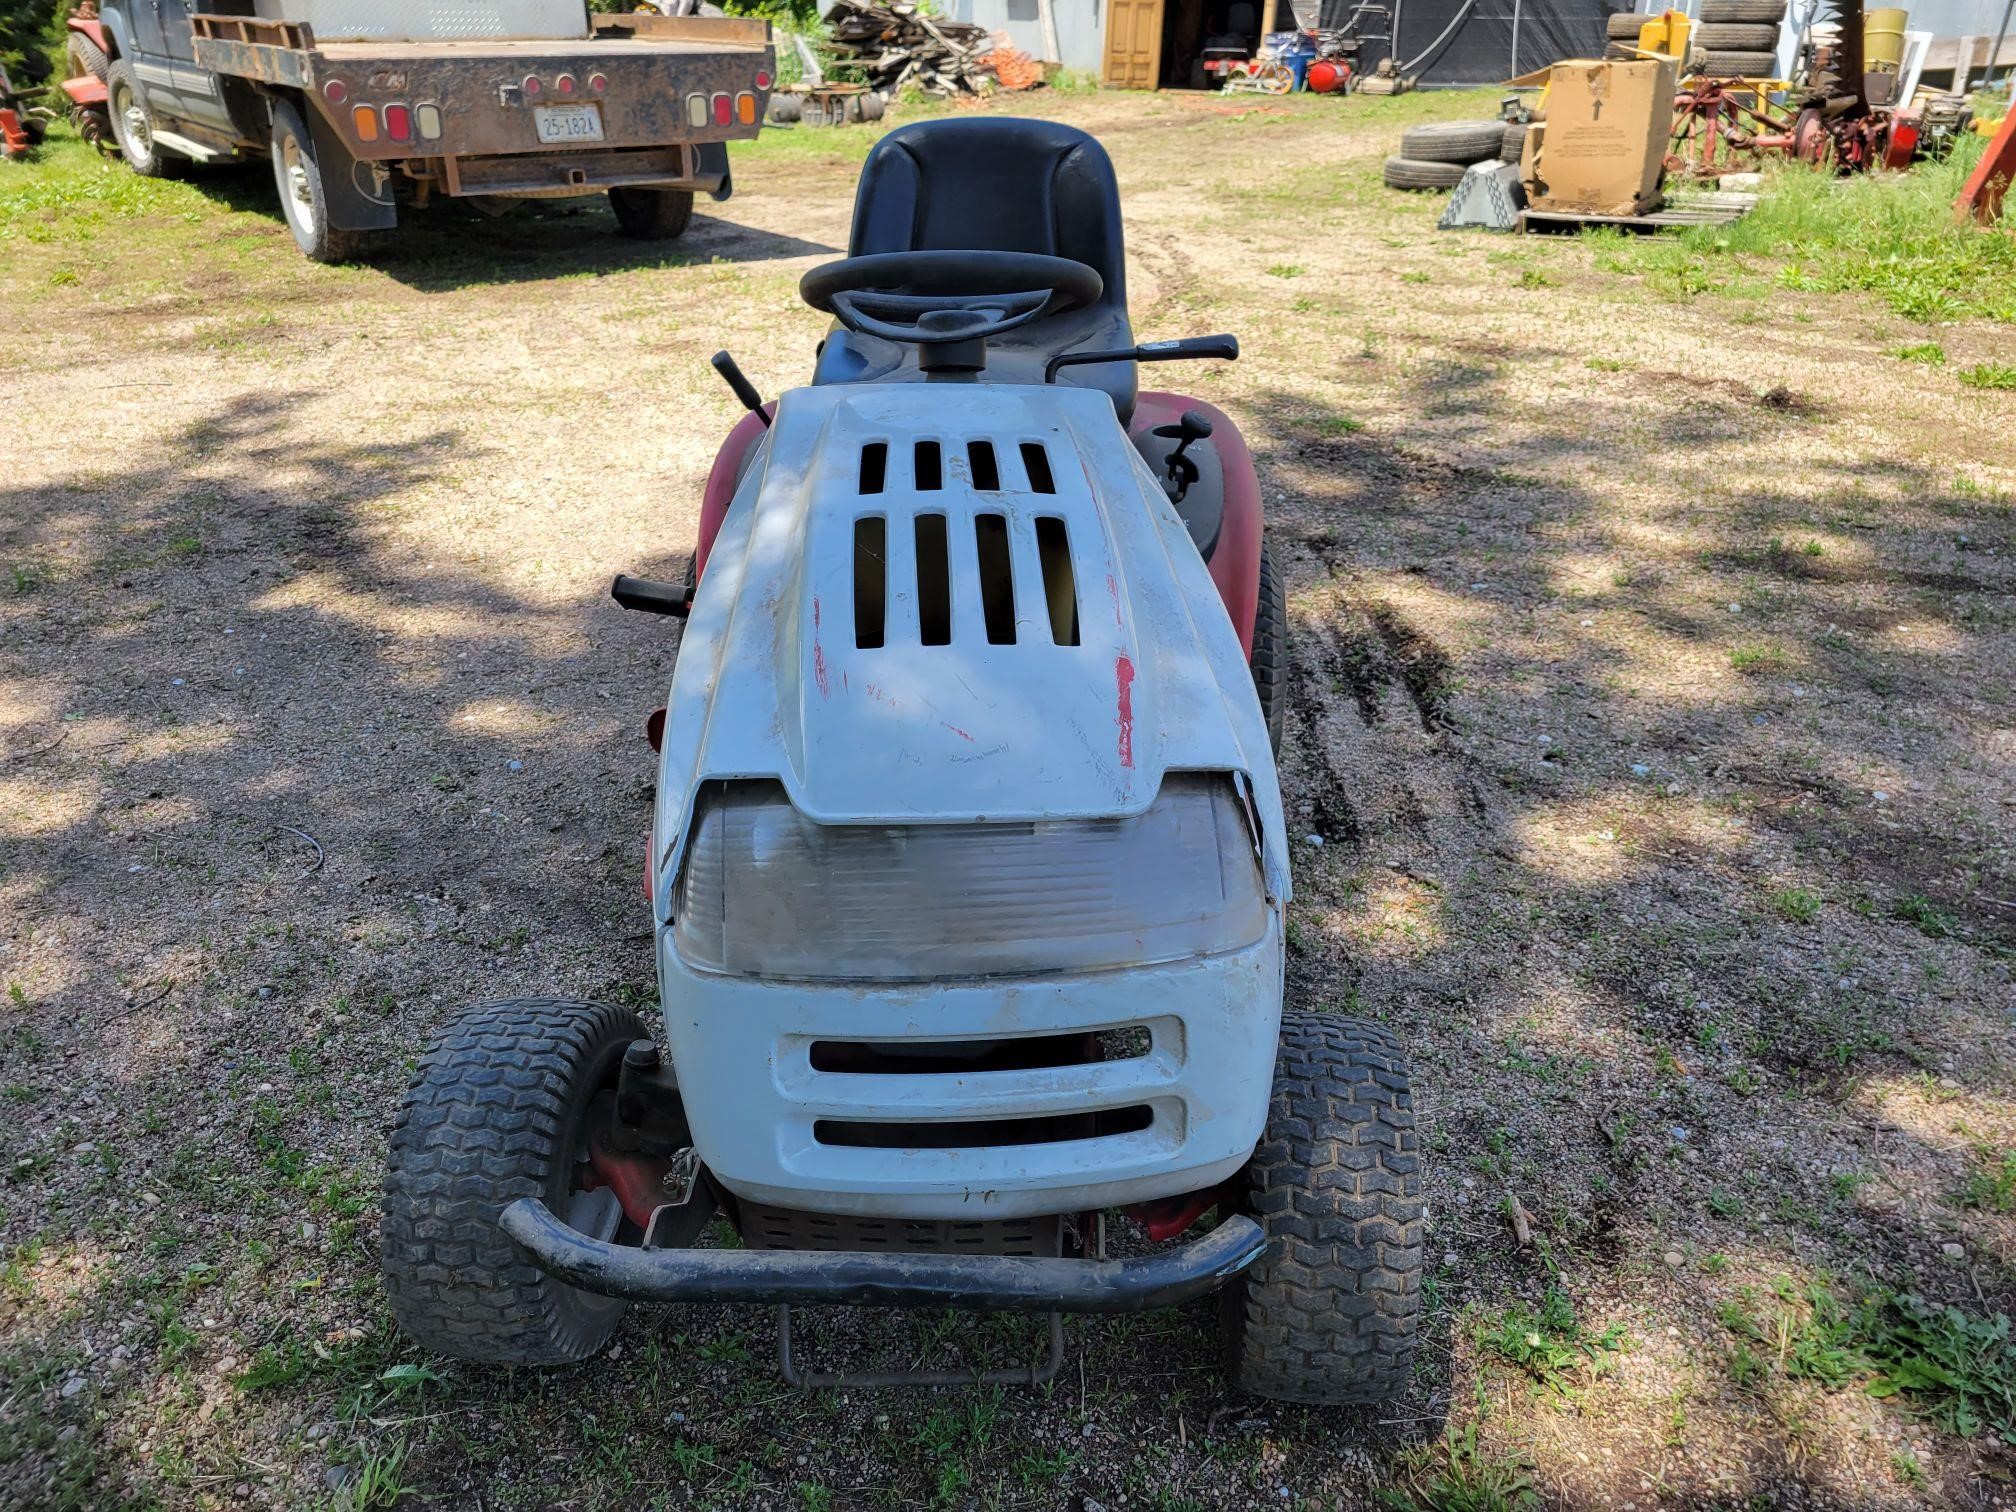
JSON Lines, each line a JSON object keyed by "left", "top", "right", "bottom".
{"left": 67, "top": 17, "right": 114, "bottom": 56}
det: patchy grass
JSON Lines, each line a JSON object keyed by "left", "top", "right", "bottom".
{"left": 1889, "top": 342, "right": 1947, "bottom": 365}
{"left": 1957, "top": 363, "right": 2016, "bottom": 391}
{"left": 1770, "top": 886, "right": 1824, "bottom": 923}
{"left": 1592, "top": 141, "right": 2016, "bottom": 321}
{"left": 1477, "top": 1285, "right": 1627, "bottom": 1398}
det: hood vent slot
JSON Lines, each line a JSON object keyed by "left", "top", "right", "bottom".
{"left": 975, "top": 513, "right": 1017, "bottom": 645}
{"left": 858, "top": 441, "right": 887, "bottom": 495}
{"left": 915, "top": 514, "right": 952, "bottom": 646}
{"left": 853, "top": 516, "right": 887, "bottom": 649}
{"left": 968, "top": 440, "right": 1001, "bottom": 491}
{"left": 914, "top": 440, "right": 943, "bottom": 491}
{"left": 1020, "top": 442, "right": 1056, "bottom": 494}
{"left": 1036, "top": 516, "right": 1079, "bottom": 646}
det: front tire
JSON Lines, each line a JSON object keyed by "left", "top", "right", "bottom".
{"left": 107, "top": 61, "right": 174, "bottom": 179}
{"left": 269, "top": 99, "right": 367, "bottom": 263}
{"left": 609, "top": 185, "right": 695, "bottom": 240}
{"left": 1222, "top": 1012, "right": 1424, "bottom": 1405}
{"left": 380, "top": 997, "right": 644, "bottom": 1365}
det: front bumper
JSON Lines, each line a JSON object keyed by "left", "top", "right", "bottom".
{"left": 501, "top": 1197, "right": 1267, "bottom": 1313}
{"left": 654, "top": 922, "right": 1286, "bottom": 1221}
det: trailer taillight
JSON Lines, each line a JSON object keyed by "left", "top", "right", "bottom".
{"left": 588, "top": 73, "right": 608, "bottom": 94}
{"left": 416, "top": 103, "right": 442, "bottom": 141}
{"left": 352, "top": 105, "right": 379, "bottom": 141}
{"left": 686, "top": 93, "right": 707, "bottom": 128}
{"left": 323, "top": 79, "right": 348, "bottom": 104}
{"left": 522, "top": 74, "right": 542, "bottom": 97}
{"left": 737, "top": 92, "right": 756, "bottom": 125}
{"left": 383, "top": 103, "right": 411, "bottom": 141}
{"left": 555, "top": 73, "right": 576, "bottom": 95}
{"left": 755, "top": 70, "right": 771, "bottom": 89}
{"left": 712, "top": 92, "right": 731, "bottom": 126}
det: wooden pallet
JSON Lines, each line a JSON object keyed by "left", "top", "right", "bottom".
{"left": 1518, "top": 192, "right": 1758, "bottom": 234}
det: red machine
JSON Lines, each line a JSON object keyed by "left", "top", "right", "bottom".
{"left": 1957, "top": 107, "right": 2016, "bottom": 224}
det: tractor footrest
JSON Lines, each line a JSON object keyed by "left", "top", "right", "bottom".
{"left": 499, "top": 1197, "right": 1265, "bottom": 1313}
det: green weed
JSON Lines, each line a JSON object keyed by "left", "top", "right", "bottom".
{"left": 1771, "top": 886, "right": 1823, "bottom": 923}
{"left": 1730, "top": 643, "right": 1788, "bottom": 674}
{"left": 1962, "top": 1147, "right": 2016, "bottom": 1213}
{"left": 1958, "top": 363, "right": 2016, "bottom": 390}
{"left": 1896, "top": 894, "right": 1957, "bottom": 939}
{"left": 1889, "top": 342, "right": 1946, "bottom": 365}
{"left": 1478, "top": 1285, "right": 1625, "bottom": 1397}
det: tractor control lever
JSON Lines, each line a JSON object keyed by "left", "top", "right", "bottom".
{"left": 711, "top": 350, "right": 770, "bottom": 427}
{"left": 1159, "top": 409, "right": 1213, "bottom": 502}
{"left": 612, "top": 573, "right": 692, "bottom": 618}
{"left": 1044, "top": 333, "right": 1239, "bottom": 384}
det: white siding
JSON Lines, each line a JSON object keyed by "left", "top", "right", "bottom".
{"left": 941, "top": 0, "right": 1109, "bottom": 72}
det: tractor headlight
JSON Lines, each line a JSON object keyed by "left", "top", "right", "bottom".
{"left": 672, "top": 773, "right": 1268, "bottom": 980}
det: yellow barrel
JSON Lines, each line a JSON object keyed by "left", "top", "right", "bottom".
{"left": 1865, "top": 8, "right": 1909, "bottom": 70}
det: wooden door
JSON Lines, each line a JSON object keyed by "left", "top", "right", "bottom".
{"left": 1103, "top": 0, "right": 1164, "bottom": 89}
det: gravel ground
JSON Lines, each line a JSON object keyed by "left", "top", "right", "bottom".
{"left": 2, "top": 88, "right": 2013, "bottom": 1511}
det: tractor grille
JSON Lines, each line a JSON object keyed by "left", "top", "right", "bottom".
{"left": 737, "top": 1201, "right": 1064, "bottom": 1257}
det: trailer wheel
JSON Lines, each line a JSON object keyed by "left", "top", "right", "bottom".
{"left": 1221, "top": 1011, "right": 1424, "bottom": 1405}
{"left": 270, "top": 100, "right": 366, "bottom": 263}
{"left": 107, "top": 62, "right": 176, "bottom": 179}
{"left": 381, "top": 998, "right": 645, "bottom": 1365}
{"left": 1696, "top": 48, "right": 1778, "bottom": 77}
{"left": 1382, "top": 155, "right": 1467, "bottom": 191}
{"left": 1397, "top": 118, "right": 1507, "bottom": 164}
{"left": 609, "top": 186, "right": 694, "bottom": 241}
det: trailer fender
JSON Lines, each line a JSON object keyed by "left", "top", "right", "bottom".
{"left": 695, "top": 141, "right": 732, "bottom": 202}
{"left": 290, "top": 97, "right": 397, "bottom": 231}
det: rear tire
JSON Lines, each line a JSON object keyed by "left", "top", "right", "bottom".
{"left": 1397, "top": 119, "right": 1506, "bottom": 163}
{"left": 1605, "top": 11, "right": 1646, "bottom": 39}
{"left": 1383, "top": 155, "right": 1467, "bottom": 190}
{"left": 609, "top": 185, "right": 695, "bottom": 240}
{"left": 66, "top": 33, "right": 110, "bottom": 83}
{"left": 381, "top": 997, "right": 644, "bottom": 1365}
{"left": 106, "top": 62, "right": 176, "bottom": 179}
{"left": 1222, "top": 1012, "right": 1424, "bottom": 1405}
{"left": 270, "top": 98, "right": 367, "bottom": 263}
{"left": 1251, "top": 541, "right": 1287, "bottom": 758}
{"left": 1500, "top": 121, "right": 1530, "bottom": 162}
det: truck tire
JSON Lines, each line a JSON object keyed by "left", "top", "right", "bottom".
{"left": 66, "top": 32, "right": 111, "bottom": 84}
{"left": 1222, "top": 1011, "right": 1424, "bottom": 1405}
{"left": 1605, "top": 11, "right": 1645, "bottom": 39}
{"left": 609, "top": 186, "right": 695, "bottom": 240}
{"left": 1696, "top": 49, "right": 1778, "bottom": 76}
{"left": 1251, "top": 540, "right": 1287, "bottom": 758}
{"left": 1397, "top": 119, "right": 1506, "bottom": 163}
{"left": 1695, "top": 22, "right": 1779, "bottom": 48}
{"left": 381, "top": 998, "right": 645, "bottom": 1365}
{"left": 1383, "top": 155, "right": 1467, "bottom": 190}
{"left": 269, "top": 99, "right": 367, "bottom": 263}
{"left": 106, "top": 61, "right": 176, "bottom": 178}
{"left": 1500, "top": 120, "right": 1530, "bottom": 161}
{"left": 1700, "top": 0, "right": 1784, "bottom": 20}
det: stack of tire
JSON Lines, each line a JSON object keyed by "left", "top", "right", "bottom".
{"left": 1606, "top": 2, "right": 1785, "bottom": 77}
{"left": 1384, "top": 118, "right": 1531, "bottom": 191}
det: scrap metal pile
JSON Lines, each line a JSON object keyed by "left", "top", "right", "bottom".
{"left": 820, "top": 0, "right": 1005, "bottom": 96}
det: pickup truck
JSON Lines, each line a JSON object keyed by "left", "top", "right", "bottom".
{"left": 62, "top": 2, "right": 773, "bottom": 261}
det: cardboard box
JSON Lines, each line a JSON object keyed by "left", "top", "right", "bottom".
{"left": 1521, "top": 56, "right": 1676, "bottom": 217}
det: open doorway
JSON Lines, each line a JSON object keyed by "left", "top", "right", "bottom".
{"left": 1165, "top": 0, "right": 1267, "bottom": 88}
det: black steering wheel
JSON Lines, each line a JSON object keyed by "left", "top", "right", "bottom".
{"left": 799, "top": 250, "right": 1104, "bottom": 347}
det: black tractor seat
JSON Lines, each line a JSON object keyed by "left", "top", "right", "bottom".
{"left": 811, "top": 117, "right": 1138, "bottom": 422}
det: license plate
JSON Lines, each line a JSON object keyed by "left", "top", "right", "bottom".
{"left": 533, "top": 103, "right": 603, "bottom": 144}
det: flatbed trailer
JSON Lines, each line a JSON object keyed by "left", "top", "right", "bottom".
{"left": 63, "top": 6, "right": 774, "bottom": 261}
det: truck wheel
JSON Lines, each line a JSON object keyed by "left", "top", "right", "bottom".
{"left": 270, "top": 99, "right": 367, "bottom": 263}
{"left": 66, "top": 32, "right": 111, "bottom": 84}
{"left": 381, "top": 998, "right": 645, "bottom": 1365}
{"left": 1251, "top": 540, "right": 1287, "bottom": 758}
{"left": 107, "top": 61, "right": 176, "bottom": 178}
{"left": 1222, "top": 1011, "right": 1424, "bottom": 1405}
{"left": 609, "top": 186, "right": 694, "bottom": 240}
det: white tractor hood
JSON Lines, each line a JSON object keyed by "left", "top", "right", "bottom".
{"left": 651, "top": 382, "right": 1288, "bottom": 913}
